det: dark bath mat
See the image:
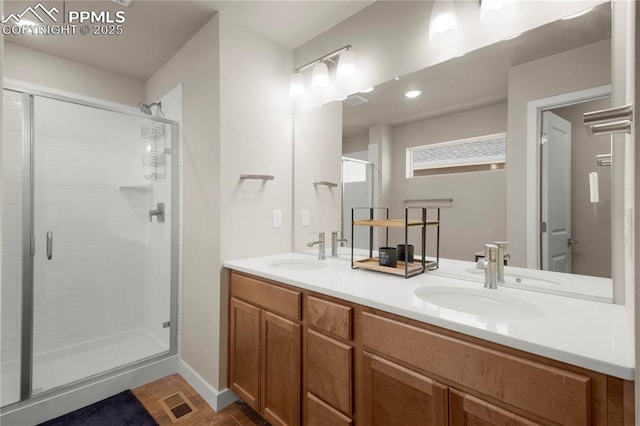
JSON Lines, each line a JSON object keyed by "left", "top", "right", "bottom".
{"left": 38, "top": 390, "right": 158, "bottom": 426}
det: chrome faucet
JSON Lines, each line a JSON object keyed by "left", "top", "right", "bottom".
{"left": 331, "top": 231, "right": 349, "bottom": 257}
{"left": 493, "top": 241, "right": 510, "bottom": 285}
{"left": 307, "top": 232, "right": 326, "bottom": 260}
{"left": 476, "top": 243, "right": 498, "bottom": 289}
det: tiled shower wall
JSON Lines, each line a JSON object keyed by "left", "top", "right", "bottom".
{"left": 1, "top": 91, "right": 25, "bottom": 364}
{"left": 1, "top": 92, "right": 171, "bottom": 362}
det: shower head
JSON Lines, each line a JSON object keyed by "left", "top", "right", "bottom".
{"left": 138, "top": 101, "right": 162, "bottom": 115}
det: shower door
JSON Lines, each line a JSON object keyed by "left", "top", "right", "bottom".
{"left": 1, "top": 88, "right": 179, "bottom": 407}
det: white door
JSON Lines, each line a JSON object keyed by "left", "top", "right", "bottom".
{"left": 541, "top": 111, "right": 572, "bottom": 272}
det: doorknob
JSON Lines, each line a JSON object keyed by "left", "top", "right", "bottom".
{"left": 568, "top": 239, "right": 579, "bottom": 247}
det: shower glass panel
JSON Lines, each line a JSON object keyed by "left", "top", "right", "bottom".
{"left": 1, "top": 88, "right": 177, "bottom": 407}
{"left": 1, "top": 90, "right": 25, "bottom": 407}
{"left": 341, "top": 157, "right": 374, "bottom": 253}
{"left": 30, "top": 96, "right": 173, "bottom": 393}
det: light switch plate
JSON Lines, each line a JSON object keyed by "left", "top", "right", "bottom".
{"left": 302, "top": 210, "right": 311, "bottom": 227}
{"left": 272, "top": 210, "right": 282, "bottom": 228}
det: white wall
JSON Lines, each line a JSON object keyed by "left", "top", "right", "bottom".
{"left": 145, "top": 15, "right": 221, "bottom": 393}
{"left": 389, "top": 102, "right": 508, "bottom": 260}
{"left": 507, "top": 40, "right": 611, "bottom": 266}
{"left": 343, "top": 133, "right": 368, "bottom": 154}
{"left": 292, "top": 1, "right": 606, "bottom": 112}
{"left": 294, "top": 101, "right": 342, "bottom": 252}
{"left": 3, "top": 43, "right": 144, "bottom": 107}
{"left": 218, "top": 13, "right": 293, "bottom": 261}
{"left": 218, "top": 12, "right": 293, "bottom": 390}
{"left": 146, "top": 11, "right": 293, "bottom": 400}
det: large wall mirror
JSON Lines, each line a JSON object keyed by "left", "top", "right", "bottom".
{"left": 293, "top": 3, "right": 615, "bottom": 302}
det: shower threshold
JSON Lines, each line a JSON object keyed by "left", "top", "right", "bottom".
{"left": 1, "top": 328, "right": 168, "bottom": 407}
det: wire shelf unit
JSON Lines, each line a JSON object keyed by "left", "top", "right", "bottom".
{"left": 140, "top": 119, "right": 167, "bottom": 181}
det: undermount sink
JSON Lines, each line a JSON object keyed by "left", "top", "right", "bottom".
{"left": 414, "top": 286, "right": 546, "bottom": 320}
{"left": 266, "top": 258, "right": 326, "bottom": 271}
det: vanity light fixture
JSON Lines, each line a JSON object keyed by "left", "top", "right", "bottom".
{"left": 289, "top": 73, "right": 306, "bottom": 99}
{"left": 404, "top": 90, "right": 423, "bottom": 99}
{"left": 288, "top": 45, "right": 356, "bottom": 100}
{"left": 428, "top": 0, "right": 458, "bottom": 44}
{"left": 336, "top": 49, "right": 357, "bottom": 79}
{"left": 311, "top": 62, "right": 330, "bottom": 88}
{"left": 561, "top": 7, "right": 594, "bottom": 20}
{"left": 479, "top": 0, "right": 517, "bottom": 24}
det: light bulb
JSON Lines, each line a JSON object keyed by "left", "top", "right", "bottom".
{"left": 480, "top": 0, "right": 517, "bottom": 24}
{"left": 428, "top": 0, "right": 458, "bottom": 44}
{"left": 289, "top": 72, "right": 306, "bottom": 100}
{"left": 404, "top": 90, "right": 423, "bottom": 99}
{"left": 311, "top": 62, "right": 330, "bottom": 88}
{"left": 336, "top": 49, "right": 357, "bottom": 80}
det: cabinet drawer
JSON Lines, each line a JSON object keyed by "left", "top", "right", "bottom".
{"left": 307, "top": 296, "right": 352, "bottom": 340}
{"left": 307, "top": 329, "right": 353, "bottom": 416}
{"left": 306, "top": 393, "right": 352, "bottom": 426}
{"left": 450, "top": 389, "right": 541, "bottom": 425}
{"left": 231, "top": 272, "right": 301, "bottom": 320}
{"left": 361, "top": 311, "right": 591, "bottom": 425}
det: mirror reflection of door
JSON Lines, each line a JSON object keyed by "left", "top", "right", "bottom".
{"left": 540, "top": 98, "right": 612, "bottom": 278}
{"left": 541, "top": 111, "right": 572, "bottom": 273}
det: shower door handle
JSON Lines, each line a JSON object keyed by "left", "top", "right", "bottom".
{"left": 46, "top": 231, "right": 53, "bottom": 260}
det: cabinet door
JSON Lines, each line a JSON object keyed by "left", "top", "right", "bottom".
{"left": 229, "top": 297, "right": 261, "bottom": 410}
{"left": 450, "top": 389, "right": 542, "bottom": 426}
{"left": 262, "top": 310, "right": 301, "bottom": 426}
{"left": 362, "top": 352, "right": 448, "bottom": 426}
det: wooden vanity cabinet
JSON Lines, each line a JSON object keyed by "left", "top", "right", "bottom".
{"left": 360, "top": 309, "right": 634, "bottom": 425}
{"left": 229, "top": 271, "right": 634, "bottom": 426}
{"left": 229, "top": 272, "right": 302, "bottom": 426}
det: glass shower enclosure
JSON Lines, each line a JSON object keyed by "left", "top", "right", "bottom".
{"left": 1, "top": 87, "right": 179, "bottom": 408}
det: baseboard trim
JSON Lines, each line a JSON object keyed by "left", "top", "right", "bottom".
{"left": 177, "top": 359, "right": 238, "bottom": 411}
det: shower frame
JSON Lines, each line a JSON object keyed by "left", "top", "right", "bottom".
{"left": 2, "top": 82, "right": 180, "bottom": 409}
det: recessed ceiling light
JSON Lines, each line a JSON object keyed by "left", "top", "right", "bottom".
{"left": 360, "top": 87, "right": 374, "bottom": 93}
{"left": 404, "top": 90, "right": 423, "bottom": 99}
{"left": 561, "top": 7, "right": 594, "bottom": 20}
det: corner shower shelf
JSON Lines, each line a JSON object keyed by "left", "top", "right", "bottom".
{"left": 351, "top": 207, "right": 441, "bottom": 278}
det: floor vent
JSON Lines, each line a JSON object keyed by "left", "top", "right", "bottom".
{"left": 158, "top": 391, "right": 198, "bottom": 422}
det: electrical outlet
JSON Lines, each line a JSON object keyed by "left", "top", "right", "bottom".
{"left": 272, "top": 210, "right": 282, "bottom": 228}
{"left": 302, "top": 210, "right": 311, "bottom": 227}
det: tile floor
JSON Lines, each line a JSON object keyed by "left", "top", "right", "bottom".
{"left": 132, "top": 374, "right": 267, "bottom": 425}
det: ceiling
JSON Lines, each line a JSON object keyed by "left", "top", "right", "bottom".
{"left": 2, "top": 0, "right": 374, "bottom": 80}
{"left": 342, "top": 3, "right": 612, "bottom": 139}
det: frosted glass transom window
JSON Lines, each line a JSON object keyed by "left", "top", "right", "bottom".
{"left": 407, "top": 133, "right": 506, "bottom": 177}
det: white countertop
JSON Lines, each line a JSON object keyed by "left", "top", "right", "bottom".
{"left": 224, "top": 252, "right": 634, "bottom": 380}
